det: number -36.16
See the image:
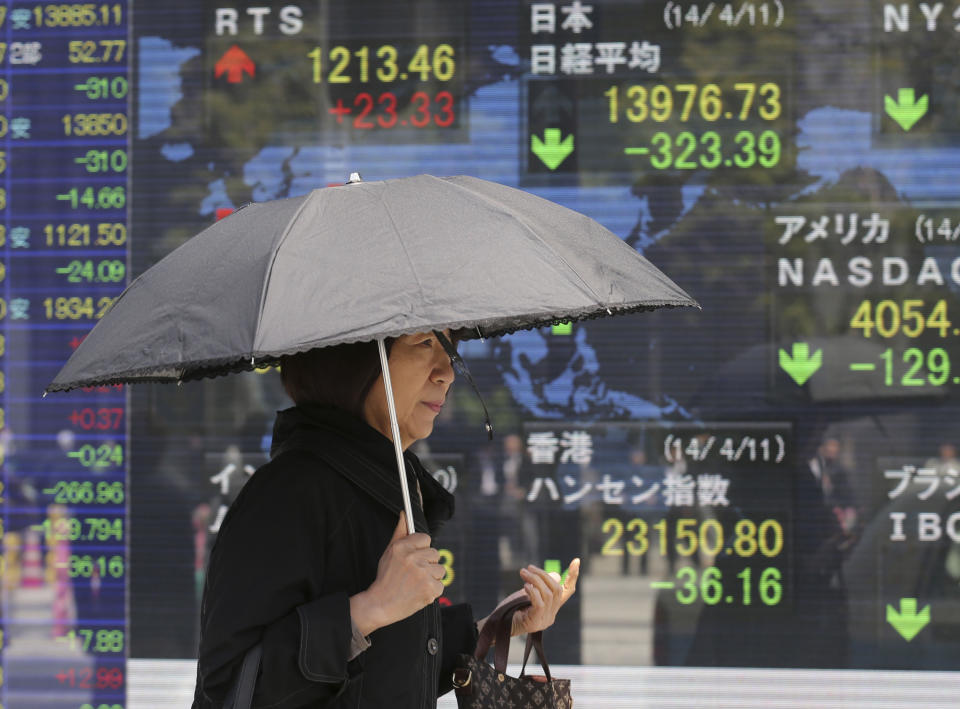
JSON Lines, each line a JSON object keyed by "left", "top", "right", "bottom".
{"left": 665, "top": 566, "right": 783, "bottom": 606}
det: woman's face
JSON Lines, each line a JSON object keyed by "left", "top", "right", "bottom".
{"left": 362, "top": 331, "right": 455, "bottom": 450}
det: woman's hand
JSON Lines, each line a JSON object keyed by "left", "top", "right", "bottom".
{"left": 509, "top": 559, "right": 580, "bottom": 636}
{"left": 476, "top": 559, "right": 581, "bottom": 639}
{"left": 350, "top": 513, "right": 445, "bottom": 636}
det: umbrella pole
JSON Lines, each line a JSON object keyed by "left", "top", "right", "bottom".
{"left": 377, "top": 338, "right": 416, "bottom": 535}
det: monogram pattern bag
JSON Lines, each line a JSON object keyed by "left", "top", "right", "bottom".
{"left": 452, "top": 597, "right": 573, "bottom": 708}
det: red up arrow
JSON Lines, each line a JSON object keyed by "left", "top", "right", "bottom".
{"left": 215, "top": 45, "right": 255, "bottom": 84}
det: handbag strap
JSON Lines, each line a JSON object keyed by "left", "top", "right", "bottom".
{"left": 474, "top": 595, "right": 531, "bottom": 673}
{"left": 228, "top": 643, "right": 262, "bottom": 709}
{"left": 520, "top": 631, "right": 553, "bottom": 682}
{"left": 474, "top": 596, "right": 556, "bottom": 680}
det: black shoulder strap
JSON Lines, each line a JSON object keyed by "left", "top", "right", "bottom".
{"left": 226, "top": 643, "right": 262, "bottom": 709}
{"left": 271, "top": 429, "right": 431, "bottom": 534}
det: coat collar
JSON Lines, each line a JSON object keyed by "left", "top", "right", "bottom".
{"left": 270, "top": 404, "right": 455, "bottom": 535}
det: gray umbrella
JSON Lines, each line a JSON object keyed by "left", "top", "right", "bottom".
{"left": 48, "top": 173, "right": 698, "bottom": 531}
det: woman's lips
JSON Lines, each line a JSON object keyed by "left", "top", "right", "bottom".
{"left": 423, "top": 401, "right": 443, "bottom": 413}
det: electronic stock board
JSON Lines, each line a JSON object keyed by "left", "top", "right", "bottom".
{"left": 1, "top": 1, "right": 960, "bottom": 707}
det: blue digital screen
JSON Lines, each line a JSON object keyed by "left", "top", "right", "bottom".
{"left": 2, "top": 2, "right": 960, "bottom": 706}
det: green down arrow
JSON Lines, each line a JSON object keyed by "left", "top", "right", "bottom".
{"left": 884, "top": 88, "right": 928, "bottom": 131}
{"left": 778, "top": 342, "right": 822, "bottom": 386}
{"left": 531, "top": 129, "right": 574, "bottom": 170}
{"left": 886, "top": 598, "right": 930, "bottom": 641}
{"left": 544, "top": 559, "right": 570, "bottom": 584}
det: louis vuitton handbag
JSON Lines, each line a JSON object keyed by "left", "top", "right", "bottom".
{"left": 452, "top": 596, "right": 573, "bottom": 708}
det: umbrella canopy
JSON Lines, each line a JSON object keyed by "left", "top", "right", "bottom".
{"left": 49, "top": 173, "right": 698, "bottom": 534}
{"left": 47, "top": 174, "right": 697, "bottom": 392}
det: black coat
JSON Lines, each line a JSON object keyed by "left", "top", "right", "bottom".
{"left": 192, "top": 404, "right": 478, "bottom": 708}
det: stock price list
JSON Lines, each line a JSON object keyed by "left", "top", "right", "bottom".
{"left": 521, "top": 0, "right": 793, "bottom": 180}
{"left": 310, "top": 41, "right": 462, "bottom": 134}
{"left": 636, "top": 424, "right": 795, "bottom": 666}
{"left": 1, "top": 3, "right": 129, "bottom": 707}
{"left": 634, "top": 425, "right": 792, "bottom": 613}
{"left": 771, "top": 207, "right": 960, "bottom": 401}
{"left": 204, "top": 0, "right": 468, "bottom": 146}
{"left": 520, "top": 420, "right": 792, "bottom": 663}
{"left": 561, "top": 77, "right": 793, "bottom": 176}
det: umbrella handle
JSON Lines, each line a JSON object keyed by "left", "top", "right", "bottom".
{"left": 377, "top": 338, "right": 417, "bottom": 535}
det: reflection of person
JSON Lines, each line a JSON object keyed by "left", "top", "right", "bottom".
{"left": 499, "top": 433, "right": 533, "bottom": 567}
{"left": 192, "top": 333, "right": 580, "bottom": 708}
{"left": 623, "top": 446, "right": 662, "bottom": 576}
{"left": 926, "top": 442, "right": 960, "bottom": 476}
{"left": 191, "top": 503, "right": 211, "bottom": 601}
{"left": 808, "top": 438, "right": 857, "bottom": 536}
{"left": 685, "top": 456, "right": 850, "bottom": 668}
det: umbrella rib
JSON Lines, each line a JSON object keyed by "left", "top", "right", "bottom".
{"left": 521, "top": 218, "right": 609, "bottom": 307}
{"left": 509, "top": 211, "right": 612, "bottom": 309}
{"left": 379, "top": 193, "right": 426, "bottom": 313}
{"left": 449, "top": 180, "right": 612, "bottom": 309}
{"left": 251, "top": 193, "right": 318, "bottom": 355}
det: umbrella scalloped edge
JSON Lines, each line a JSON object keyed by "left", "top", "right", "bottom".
{"left": 46, "top": 300, "right": 698, "bottom": 393}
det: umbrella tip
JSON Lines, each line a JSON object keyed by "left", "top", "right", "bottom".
{"left": 346, "top": 172, "right": 362, "bottom": 184}
{"left": 42, "top": 390, "right": 48, "bottom": 398}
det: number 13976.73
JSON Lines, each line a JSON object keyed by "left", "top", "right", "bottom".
{"left": 605, "top": 82, "right": 782, "bottom": 124}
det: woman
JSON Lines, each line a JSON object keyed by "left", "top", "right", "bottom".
{"left": 192, "top": 332, "right": 580, "bottom": 708}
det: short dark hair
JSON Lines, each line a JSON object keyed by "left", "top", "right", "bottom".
{"left": 280, "top": 339, "right": 393, "bottom": 419}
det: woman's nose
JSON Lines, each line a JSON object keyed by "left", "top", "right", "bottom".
{"left": 432, "top": 349, "right": 455, "bottom": 385}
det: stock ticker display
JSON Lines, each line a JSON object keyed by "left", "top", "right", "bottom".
{"left": 2, "top": 0, "right": 960, "bottom": 706}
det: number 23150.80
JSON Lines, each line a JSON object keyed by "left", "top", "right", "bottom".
{"left": 601, "top": 517, "right": 783, "bottom": 558}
